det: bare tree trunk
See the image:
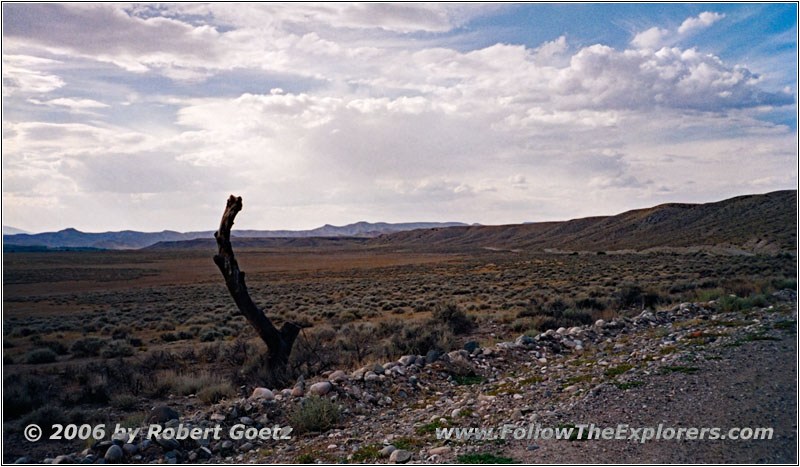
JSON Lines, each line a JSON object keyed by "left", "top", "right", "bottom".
{"left": 213, "top": 195, "right": 300, "bottom": 368}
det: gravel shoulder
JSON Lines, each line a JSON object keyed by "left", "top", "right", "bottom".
{"left": 508, "top": 334, "right": 797, "bottom": 463}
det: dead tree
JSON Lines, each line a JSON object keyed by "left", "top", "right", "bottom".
{"left": 213, "top": 195, "right": 300, "bottom": 368}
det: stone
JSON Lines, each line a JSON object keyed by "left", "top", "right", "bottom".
{"left": 14, "top": 458, "right": 29, "bottom": 464}
{"left": 364, "top": 372, "right": 380, "bottom": 382}
{"left": 380, "top": 445, "right": 396, "bottom": 457}
{"left": 240, "top": 416, "right": 254, "bottom": 426}
{"left": 220, "top": 440, "right": 234, "bottom": 452}
{"left": 463, "top": 341, "right": 480, "bottom": 353}
{"left": 425, "top": 349, "right": 441, "bottom": 363}
{"left": 251, "top": 387, "right": 275, "bottom": 400}
{"left": 329, "top": 370, "right": 347, "bottom": 383}
{"left": 389, "top": 449, "right": 412, "bottom": 463}
{"left": 239, "top": 442, "right": 254, "bottom": 452}
{"left": 122, "top": 444, "right": 138, "bottom": 456}
{"left": 291, "top": 386, "right": 304, "bottom": 398}
{"left": 372, "top": 363, "right": 385, "bottom": 375}
{"left": 155, "top": 437, "right": 180, "bottom": 451}
{"left": 54, "top": 455, "right": 76, "bottom": 464}
{"left": 399, "top": 355, "right": 415, "bottom": 366}
{"left": 104, "top": 445, "right": 124, "bottom": 463}
{"left": 429, "top": 446, "right": 451, "bottom": 456}
{"left": 148, "top": 406, "right": 179, "bottom": 423}
{"left": 309, "top": 381, "right": 333, "bottom": 396}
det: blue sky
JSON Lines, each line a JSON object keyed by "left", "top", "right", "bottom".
{"left": 2, "top": 3, "right": 797, "bottom": 232}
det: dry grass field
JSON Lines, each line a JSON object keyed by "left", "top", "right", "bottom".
{"left": 2, "top": 246, "right": 795, "bottom": 461}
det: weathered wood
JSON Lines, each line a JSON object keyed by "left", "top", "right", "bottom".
{"left": 213, "top": 195, "right": 300, "bottom": 367}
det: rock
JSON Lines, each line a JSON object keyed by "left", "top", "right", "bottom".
{"left": 104, "top": 445, "right": 124, "bottom": 463}
{"left": 148, "top": 406, "right": 179, "bottom": 423}
{"left": 155, "top": 437, "right": 181, "bottom": 451}
{"left": 380, "top": 445, "right": 396, "bottom": 457}
{"left": 389, "top": 449, "right": 412, "bottom": 463}
{"left": 239, "top": 442, "right": 254, "bottom": 452}
{"left": 429, "top": 446, "right": 451, "bottom": 456}
{"left": 364, "top": 371, "right": 380, "bottom": 382}
{"left": 291, "top": 386, "right": 304, "bottom": 398}
{"left": 220, "top": 440, "right": 234, "bottom": 452}
{"left": 240, "top": 416, "right": 254, "bottom": 426}
{"left": 329, "top": 370, "right": 347, "bottom": 383}
{"left": 425, "top": 349, "right": 441, "bottom": 363}
{"left": 210, "top": 413, "right": 225, "bottom": 422}
{"left": 251, "top": 387, "right": 275, "bottom": 400}
{"left": 399, "top": 355, "right": 415, "bottom": 366}
{"left": 122, "top": 444, "right": 138, "bottom": 456}
{"left": 14, "top": 458, "right": 28, "bottom": 464}
{"left": 463, "top": 341, "right": 480, "bottom": 353}
{"left": 595, "top": 319, "right": 606, "bottom": 328}
{"left": 563, "top": 384, "right": 578, "bottom": 393}
{"left": 372, "top": 363, "right": 385, "bottom": 375}
{"left": 309, "top": 381, "right": 333, "bottom": 396}
{"left": 53, "top": 455, "right": 76, "bottom": 464}
{"left": 198, "top": 447, "right": 212, "bottom": 459}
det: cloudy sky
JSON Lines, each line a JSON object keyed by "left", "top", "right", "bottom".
{"left": 2, "top": 3, "right": 797, "bottom": 233}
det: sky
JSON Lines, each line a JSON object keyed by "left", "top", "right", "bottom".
{"left": 2, "top": 3, "right": 797, "bottom": 233}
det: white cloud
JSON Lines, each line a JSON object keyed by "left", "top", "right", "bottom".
{"left": 1, "top": 4, "right": 795, "bottom": 232}
{"left": 678, "top": 12, "right": 725, "bottom": 35}
{"left": 632, "top": 27, "right": 670, "bottom": 49}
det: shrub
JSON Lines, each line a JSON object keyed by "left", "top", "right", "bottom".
{"left": 531, "top": 315, "right": 559, "bottom": 332}
{"left": 509, "top": 318, "right": 534, "bottom": 333}
{"left": 25, "top": 348, "right": 57, "bottom": 364}
{"left": 101, "top": 341, "right": 134, "bottom": 358}
{"left": 40, "top": 340, "right": 69, "bottom": 355}
{"left": 199, "top": 327, "right": 223, "bottom": 342}
{"left": 71, "top": 337, "right": 106, "bottom": 357}
{"left": 151, "top": 372, "right": 225, "bottom": 398}
{"left": 110, "top": 394, "right": 138, "bottom": 410}
{"left": 562, "top": 308, "right": 593, "bottom": 326}
{"left": 289, "top": 396, "right": 341, "bottom": 433}
{"left": 431, "top": 303, "right": 475, "bottom": 335}
{"left": 575, "top": 297, "right": 606, "bottom": 311}
{"left": 4, "top": 376, "right": 50, "bottom": 419}
{"left": 197, "top": 382, "right": 235, "bottom": 404}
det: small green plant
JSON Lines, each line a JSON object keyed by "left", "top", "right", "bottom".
{"left": 416, "top": 418, "right": 449, "bottom": 435}
{"left": 289, "top": 396, "right": 341, "bottom": 433}
{"left": 351, "top": 444, "right": 382, "bottom": 462}
{"left": 615, "top": 381, "right": 645, "bottom": 390}
{"left": 454, "top": 375, "right": 487, "bottom": 385}
{"left": 295, "top": 453, "right": 316, "bottom": 463}
{"left": 457, "top": 453, "right": 516, "bottom": 464}
{"left": 662, "top": 366, "right": 700, "bottom": 374}
{"left": 604, "top": 364, "right": 633, "bottom": 378}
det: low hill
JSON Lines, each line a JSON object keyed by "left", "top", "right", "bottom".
{"left": 145, "top": 236, "right": 370, "bottom": 250}
{"left": 2, "top": 221, "right": 467, "bottom": 250}
{"left": 370, "top": 190, "right": 797, "bottom": 252}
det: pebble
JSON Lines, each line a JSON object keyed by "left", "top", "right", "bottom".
{"left": 389, "top": 449, "right": 412, "bottom": 464}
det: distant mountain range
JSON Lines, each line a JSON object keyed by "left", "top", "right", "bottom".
{"left": 2, "top": 226, "right": 29, "bottom": 235}
{"left": 370, "top": 190, "right": 796, "bottom": 253}
{"left": 2, "top": 221, "right": 469, "bottom": 250}
{"left": 4, "top": 191, "right": 796, "bottom": 253}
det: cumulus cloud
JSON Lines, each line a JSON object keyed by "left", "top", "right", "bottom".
{"left": 1, "top": 4, "right": 795, "bottom": 231}
{"left": 632, "top": 27, "right": 670, "bottom": 49}
{"left": 678, "top": 12, "right": 725, "bottom": 35}
{"left": 632, "top": 11, "right": 726, "bottom": 50}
